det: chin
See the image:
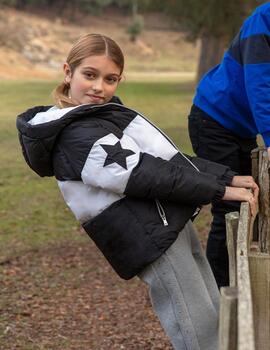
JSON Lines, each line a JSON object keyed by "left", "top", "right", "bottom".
{"left": 86, "top": 98, "right": 104, "bottom": 105}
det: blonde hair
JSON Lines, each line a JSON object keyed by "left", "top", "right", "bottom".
{"left": 53, "top": 33, "right": 124, "bottom": 109}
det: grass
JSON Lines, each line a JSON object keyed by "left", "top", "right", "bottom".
{"left": 0, "top": 79, "right": 200, "bottom": 260}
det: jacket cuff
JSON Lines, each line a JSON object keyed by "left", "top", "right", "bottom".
{"left": 212, "top": 184, "right": 226, "bottom": 203}
{"left": 222, "top": 170, "right": 238, "bottom": 186}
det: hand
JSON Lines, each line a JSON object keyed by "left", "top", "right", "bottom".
{"left": 231, "top": 175, "right": 259, "bottom": 202}
{"left": 231, "top": 175, "right": 257, "bottom": 190}
{"left": 222, "top": 186, "right": 258, "bottom": 216}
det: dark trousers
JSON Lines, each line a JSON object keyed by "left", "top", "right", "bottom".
{"left": 188, "top": 104, "right": 257, "bottom": 288}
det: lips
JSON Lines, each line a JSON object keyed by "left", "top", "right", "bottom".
{"left": 86, "top": 94, "right": 105, "bottom": 103}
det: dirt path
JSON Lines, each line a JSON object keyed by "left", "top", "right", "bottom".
{"left": 0, "top": 204, "right": 211, "bottom": 350}
{"left": 1, "top": 240, "right": 173, "bottom": 349}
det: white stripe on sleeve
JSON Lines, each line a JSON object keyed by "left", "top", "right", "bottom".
{"left": 124, "top": 115, "right": 178, "bottom": 160}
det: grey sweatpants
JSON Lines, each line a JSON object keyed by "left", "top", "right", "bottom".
{"left": 138, "top": 221, "right": 220, "bottom": 350}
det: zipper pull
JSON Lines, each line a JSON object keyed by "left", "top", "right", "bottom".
{"left": 192, "top": 207, "right": 201, "bottom": 217}
{"left": 162, "top": 216, "right": 169, "bottom": 226}
{"left": 155, "top": 199, "right": 169, "bottom": 226}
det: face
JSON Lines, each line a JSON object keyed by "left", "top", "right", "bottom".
{"left": 64, "top": 55, "right": 121, "bottom": 105}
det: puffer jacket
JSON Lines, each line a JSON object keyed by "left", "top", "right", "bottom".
{"left": 16, "top": 97, "right": 235, "bottom": 279}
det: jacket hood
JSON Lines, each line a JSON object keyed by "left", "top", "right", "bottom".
{"left": 16, "top": 96, "right": 122, "bottom": 177}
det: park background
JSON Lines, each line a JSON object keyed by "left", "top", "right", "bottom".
{"left": 0, "top": 1, "right": 265, "bottom": 349}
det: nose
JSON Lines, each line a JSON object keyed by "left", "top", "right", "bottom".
{"left": 92, "top": 77, "right": 103, "bottom": 92}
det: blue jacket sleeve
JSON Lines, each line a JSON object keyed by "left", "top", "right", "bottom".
{"left": 241, "top": 7, "right": 270, "bottom": 146}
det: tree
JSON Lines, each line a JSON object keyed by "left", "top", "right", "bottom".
{"left": 126, "top": 0, "right": 144, "bottom": 42}
{"left": 146, "top": 0, "right": 265, "bottom": 82}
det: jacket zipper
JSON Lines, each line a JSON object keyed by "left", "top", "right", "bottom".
{"left": 155, "top": 199, "right": 168, "bottom": 226}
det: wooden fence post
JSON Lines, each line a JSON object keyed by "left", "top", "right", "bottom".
{"left": 257, "top": 148, "right": 270, "bottom": 253}
{"left": 237, "top": 202, "right": 255, "bottom": 350}
{"left": 249, "top": 253, "right": 270, "bottom": 349}
{"left": 220, "top": 147, "right": 270, "bottom": 350}
{"left": 249, "top": 147, "right": 270, "bottom": 350}
{"left": 225, "top": 212, "right": 239, "bottom": 287}
{"left": 219, "top": 287, "right": 238, "bottom": 350}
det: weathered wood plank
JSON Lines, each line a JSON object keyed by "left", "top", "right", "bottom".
{"left": 237, "top": 202, "right": 255, "bottom": 350}
{"left": 250, "top": 146, "right": 270, "bottom": 350}
{"left": 250, "top": 148, "right": 260, "bottom": 245}
{"left": 251, "top": 148, "right": 259, "bottom": 183}
{"left": 249, "top": 253, "right": 270, "bottom": 350}
{"left": 257, "top": 148, "right": 270, "bottom": 253}
{"left": 225, "top": 212, "right": 239, "bottom": 287}
{"left": 219, "top": 287, "right": 238, "bottom": 350}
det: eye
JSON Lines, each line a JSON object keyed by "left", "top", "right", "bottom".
{"left": 106, "top": 76, "right": 119, "bottom": 84}
{"left": 84, "top": 72, "right": 96, "bottom": 79}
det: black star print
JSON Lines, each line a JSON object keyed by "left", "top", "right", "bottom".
{"left": 100, "top": 141, "right": 135, "bottom": 170}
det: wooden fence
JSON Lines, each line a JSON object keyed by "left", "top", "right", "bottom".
{"left": 219, "top": 148, "right": 270, "bottom": 350}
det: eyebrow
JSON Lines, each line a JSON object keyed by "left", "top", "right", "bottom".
{"left": 81, "top": 66, "right": 120, "bottom": 76}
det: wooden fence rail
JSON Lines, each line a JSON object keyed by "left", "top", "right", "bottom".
{"left": 219, "top": 148, "right": 270, "bottom": 350}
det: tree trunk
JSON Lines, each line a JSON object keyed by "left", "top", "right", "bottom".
{"left": 196, "top": 33, "right": 227, "bottom": 83}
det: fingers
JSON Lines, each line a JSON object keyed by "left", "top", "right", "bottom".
{"left": 225, "top": 178, "right": 259, "bottom": 216}
{"left": 231, "top": 175, "right": 258, "bottom": 190}
{"left": 253, "top": 184, "right": 259, "bottom": 201}
{"left": 222, "top": 187, "right": 254, "bottom": 202}
{"left": 248, "top": 194, "right": 257, "bottom": 216}
{"left": 244, "top": 176, "right": 258, "bottom": 190}
{"left": 244, "top": 190, "right": 258, "bottom": 217}
{"left": 249, "top": 199, "right": 257, "bottom": 217}
{"left": 222, "top": 186, "right": 258, "bottom": 217}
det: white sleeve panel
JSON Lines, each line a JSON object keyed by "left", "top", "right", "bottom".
{"left": 28, "top": 106, "right": 77, "bottom": 125}
{"left": 58, "top": 180, "right": 124, "bottom": 223}
{"left": 81, "top": 133, "right": 141, "bottom": 194}
{"left": 123, "top": 115, "right": 178, "bottom": 160}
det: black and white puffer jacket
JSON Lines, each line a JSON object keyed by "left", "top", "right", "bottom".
{"left": 17, "top": 97, "right": 235, "bottom": 279}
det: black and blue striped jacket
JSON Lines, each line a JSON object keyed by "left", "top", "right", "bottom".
{"left": 17, "top": 98, "right": 234, "bottom": 279}
{"left": 194, "top": 3, "right": 270, "bottom": 146}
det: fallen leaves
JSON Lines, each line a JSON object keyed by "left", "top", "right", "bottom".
{"left": 0, "top": 242, "right": 173, "bottom": 349}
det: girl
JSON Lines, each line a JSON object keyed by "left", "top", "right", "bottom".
{"left": 17, "top": 33, "right": 258, "bottom": 350}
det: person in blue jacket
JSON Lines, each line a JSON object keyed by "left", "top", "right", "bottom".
{"left": 188, "top": 2, "right": 270, "bottom": 288}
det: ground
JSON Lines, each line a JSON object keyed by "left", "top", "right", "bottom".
{"left": 1, "top": 239, "right": 173, "bottom": 349}
{"left": 0, "top": 207, "right": 211, "bottom": 350}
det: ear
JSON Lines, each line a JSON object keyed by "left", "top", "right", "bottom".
{"left": 118, "top": 75, "right": 125, "bottom": 83}
{"left": 63, "top": 62, "right": 72, "bottom": 83}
